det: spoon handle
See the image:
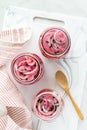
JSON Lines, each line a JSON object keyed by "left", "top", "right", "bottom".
{"left": 67, "top": 90, "right": 84, "bottom": 120}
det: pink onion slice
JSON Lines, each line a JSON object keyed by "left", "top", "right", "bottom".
{"left": 34, "top": 92, "right": 63, "bottom": 120}
{"left": 41, "top": 28, "right": 69, "bottom": 55}
{"left": 13, "top": 55, "right": 39, "bottom": 82}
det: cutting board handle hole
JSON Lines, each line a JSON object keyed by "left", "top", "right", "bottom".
{"left": 33, "top": 16, "right": 65, "bottom": 25}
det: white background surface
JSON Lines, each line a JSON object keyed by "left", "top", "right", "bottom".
{"left": 0, "top": 0, "right": 87, "bottom": 130}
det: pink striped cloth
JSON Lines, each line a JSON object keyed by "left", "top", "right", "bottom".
{"left": 0, "top": 27, "right": 32, "bottom": 67}
{"left": 0, "top": 28, "right": 32, "bottom": 130}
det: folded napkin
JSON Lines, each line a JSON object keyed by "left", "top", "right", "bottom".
{"left": 0, "top": 68, "right": 32, "bottom": 130}
{"left": 0, "top": 27, "right": 32, "bottom": 66}
{"left": 0, "top": 27, "right": 32, "bottom": 130}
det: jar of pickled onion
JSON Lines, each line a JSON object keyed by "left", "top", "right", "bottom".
{"left": 39, "top": 27, "right": 71, "bottom": 59}
{"left": 11, "top": 52, "right": 44, "bottom": 85}
{"left": 32, "top": 89, "right": 64, "bottom": 121}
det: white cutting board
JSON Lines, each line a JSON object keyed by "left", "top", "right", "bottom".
{"left": 3, "top": 6, "right": 87, "bottom": 130}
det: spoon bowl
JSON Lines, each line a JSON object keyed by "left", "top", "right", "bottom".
{"left": 55, "top": 70, "right": 69, "bottom": 91}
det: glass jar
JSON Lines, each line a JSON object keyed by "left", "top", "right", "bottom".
{"left": 39, "top": 27, "right": 71, "bottom": 59}
{"left": 11, "top": 52, "right": 44, "bottom": 85}
{"left": 32, "top": 88, "right": 64, "bottom": 121}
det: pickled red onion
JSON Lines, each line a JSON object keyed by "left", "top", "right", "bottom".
{"left": 13, "top": 56, "right": 39, "bottom": 82}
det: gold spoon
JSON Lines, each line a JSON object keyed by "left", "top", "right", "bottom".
{"left": 55, "top": 70, "right": 84, "bottom": 120}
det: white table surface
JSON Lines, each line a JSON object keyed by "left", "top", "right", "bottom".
{"left": 0, "top": 0, "right": 87, "bottom": 130}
